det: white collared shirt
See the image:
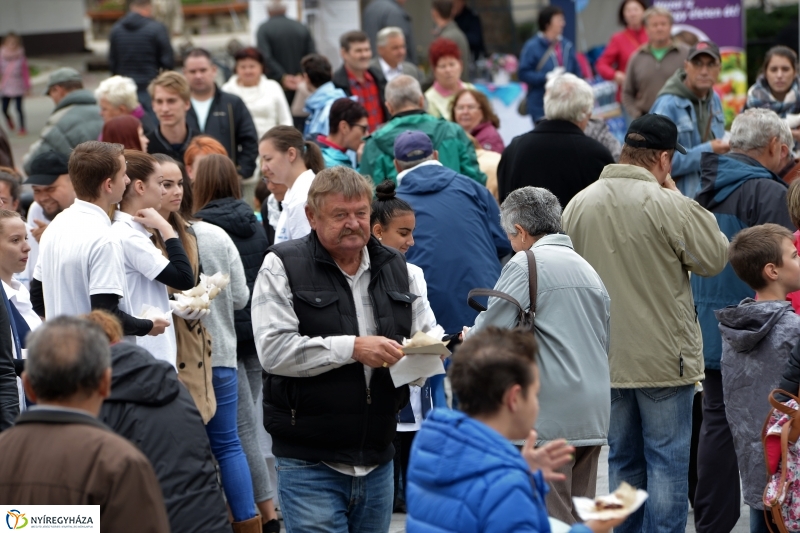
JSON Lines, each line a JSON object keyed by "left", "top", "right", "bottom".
{"left": 274, "top": 169, "right": 315, "bottom": 244}
{"left": 111, "top": 211, "right": 176, "bottom": 367}
{"left": 15, "top": 201, "right": 50, "bottom": 290}
{"left": 396, "top": 159, "right": 442, "bottom": 185}
{"left": 34, "top": 199, "right": 127, "bottom": 318}
{"left": 379, "top": 57, "right": 404, "bottom": 82}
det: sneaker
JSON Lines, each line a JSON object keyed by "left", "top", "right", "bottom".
{"left": 263, "top": 519, "right": 280, "bottom": 533}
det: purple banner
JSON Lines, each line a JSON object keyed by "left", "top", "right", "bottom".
{"left": 653, "top": 0, "right": 744, "bottom": 49}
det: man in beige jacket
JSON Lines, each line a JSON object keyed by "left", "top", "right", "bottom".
{"left": 563, "top": 114, "right": 728, "bottom": 533}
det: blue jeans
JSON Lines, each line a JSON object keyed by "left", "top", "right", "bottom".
{"left": 608, "top": 385, "right": 694, "bottom": 533}
{"left": 276, "top": 458, "right": 393, "bottom": 533}
{"left": 205, "top": 367, "right": 256, "bottom": 522}
{"left": 676, "top": 173, "right": 701, "bottom": 198}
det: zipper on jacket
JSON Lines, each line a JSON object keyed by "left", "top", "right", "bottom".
{"left": 366, "top": 387, "right": 372, "bottom": 404}
{"left": 291, "top": 409, "right": 296, "bottom": 426}
{"left": 679, "top": 356, "right": 684, "bottom": 377}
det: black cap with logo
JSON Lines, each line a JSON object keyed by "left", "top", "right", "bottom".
{"left": 624, "top": 114, "right": 687, "bottom": 154}
{"left": 24, "top": 151, "right": 70, "bottom": 186}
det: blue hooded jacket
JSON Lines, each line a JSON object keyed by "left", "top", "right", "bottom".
{"left": 407, "top": 409, "right": 592, "bottom": 533}
{"left": 303, "top": 81, "right": 348, "bottom": 136}
{"left": 691, "top": 152, "right": 794, "bottom": 370}
{"left": 397, "top": 163, "right": 511, "bottom": 333}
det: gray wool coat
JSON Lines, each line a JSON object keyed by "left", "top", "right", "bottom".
{"left": 717, "top": 298, "right": 800, "bottom": 509}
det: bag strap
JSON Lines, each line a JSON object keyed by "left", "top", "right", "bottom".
{"left": 525, "top": 249, "right": 537, "bottom": 318}
{"left": 536, "top": 44, "right": 557, "bottom": 72}
{"left": 468, "top": 289, "right": 524, "bottom": 314}
{"left": 769, "top": 390, "right": 800, "bottom": 444}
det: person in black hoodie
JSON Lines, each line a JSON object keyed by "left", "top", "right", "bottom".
{"left": 87, "top": 310, "right": 230, "bottom": 533}
{"left": 183, "top": 48, "right": 259, "bottom": 181}
{"left": 108, "top": 0, "right": 174, "bottom": 112}
{"left": 193, "top": 154, "right": 278, "bottom": 532}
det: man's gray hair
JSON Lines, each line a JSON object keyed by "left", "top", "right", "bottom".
{"left": 544, "top": 73, "right": 595, "bottom": 124}
{"left": 377, "top": 27, "right": 404, "bottom": 48}
{"left": 307, "top": 166, "right": 374, "bottom": 214}
{"left": 730, "top": 108, "right": 793, "bottom": 153}
{"left": 396, "top": 152, "right": 436, "bottom": 171}
{"left": 385, "top": 75, "right": 423, "bottom": 111}
{"left": 500, "top": 187, "right": 562, "bottom": 237}
{"left": 25, "top": 316, "right": 111, "bottom": 401}
{"left": 95, "top": 75, "right": 139, "bottom": 111}
{"left": 643, "top": 6, "right": 673, "bottom": 26}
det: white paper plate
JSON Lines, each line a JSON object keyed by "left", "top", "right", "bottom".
{"left": 573, "top": 489, "right": 648, "bottom": 521}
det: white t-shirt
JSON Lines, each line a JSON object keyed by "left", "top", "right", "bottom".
{"left": 15, "top": 202, "right": 50, "bottom": 290}
{"left": 111, "top": 211, "right": 176, "bottom": 367}
{"left": 274, "top": 169, "right": 315, "bottom": 244}
{"left": 191, "top": 97, "right": 214, "bottom": 132}
{"left": 33, "top": 200, "right": 127, "bottom": 318}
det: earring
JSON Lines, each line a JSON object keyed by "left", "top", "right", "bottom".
{"left": 378, "top": 237, "right": 382, "bottom": 241}
{"left": 521, "top": 237, "right": 525, "bottom": 244}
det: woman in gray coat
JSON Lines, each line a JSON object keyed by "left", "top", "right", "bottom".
{"left": 468, "top": 186, "right": 611, "bottom": 525}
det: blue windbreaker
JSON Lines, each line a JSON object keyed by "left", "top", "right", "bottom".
{"left": 692, "top": 152, "right": 794, "bottom": 369}
{"left": 518, "top": 33, "right": 582, "bottom": 122}
{"left": 397, "top": 163, "right": 511, "bottom": 333}
{"left": 407, "top": 409, "right": 592, "bottom": 533}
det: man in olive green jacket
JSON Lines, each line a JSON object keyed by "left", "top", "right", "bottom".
{"left": 360, "top": 74, "right": 485, "bottom": 186}
{"left": 562, "top": 114, "right": 727, "bottom": 533}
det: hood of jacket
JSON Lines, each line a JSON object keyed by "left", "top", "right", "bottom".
{"left": 120, "top": 11, "right": 150, "bottom": 31}
{"left": 658, "top": 69, "right": 714, "bottom": 140}
{"left": 304, "top": 82, "right": 347, "bottom": 113}
{"left": 715, "top": 298, "right": 795, "bottom": 353}
{"left": 195, "top": 196, "right": 259, "bottom": 240}
{"left": 371, "top": 111, "right": 449, "bottom": 156}
{"left": 106, "top": 342, "right": 179, "bottom": 406}
{"left": 398, "top": 162, "right": 458, "bottom": 194}
{"left": 412, "top": 408, "right": 533, "bottom": 488}
{"left": 697, "top": 152, "right": 783, "bottom": 208}
{"left": 53, "top": 89, "right": 98, "bottom": 113}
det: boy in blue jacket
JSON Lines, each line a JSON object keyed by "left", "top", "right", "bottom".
{"left": 406, "top": 327, "right": 627, "bottom": 533}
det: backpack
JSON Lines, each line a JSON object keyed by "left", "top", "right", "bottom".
{"left": 763, "top": 389, "right": 800, "bottom": 532}
{"left": 468, "top": 249, "right": 537, "bottom": 331}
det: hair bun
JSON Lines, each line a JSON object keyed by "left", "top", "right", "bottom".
{"left": 375, "top": 180, "right": 397, "bottom": 201}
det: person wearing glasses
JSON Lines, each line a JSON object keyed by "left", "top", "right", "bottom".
{"left": 257, "top": 126, "right": 325, "bottom": 244}
{"left": 316, "top": 98, "right": 369, "bottom": 170}
{"left": 650, "top": 41, "right": 729, "bottom": 197}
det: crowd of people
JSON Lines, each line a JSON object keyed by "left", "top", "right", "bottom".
{"left": 0, "top": 0, "right": 799, "bottom": 532}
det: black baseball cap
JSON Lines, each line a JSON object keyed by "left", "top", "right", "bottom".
{"left": 687, "top": 41, "right": 721, "bottom": 63}
{"left": 24, "top": 151, "right": 70, "bottom": 186}
{"left": 624, "top": 114, "right": 687, "bottom": 154}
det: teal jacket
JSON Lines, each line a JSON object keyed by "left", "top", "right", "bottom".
{"left": 359, "top": 110, "right": 486, "bottom": 186}
{"left": 320, "top": 143, "right": 354, "bottom": 170}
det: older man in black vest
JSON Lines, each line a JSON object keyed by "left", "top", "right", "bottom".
{"left": 252, "top": 166, "right": 434, "bottom": 533}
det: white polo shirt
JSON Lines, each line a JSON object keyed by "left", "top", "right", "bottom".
{"left": 111, "top": 211, "right": 176, "bottom": 367}
{"left": 33, "top": 200, "right": 127, "bottom": 318}
{"left": 274, "top": 169, "right": 315, "bottom": 244}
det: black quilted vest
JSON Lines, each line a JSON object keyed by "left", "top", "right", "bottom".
{"left": 264, "top": 232, "right": 413, "bottom": 466}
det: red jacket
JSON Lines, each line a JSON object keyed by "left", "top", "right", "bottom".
{"left": 790, "top": 231, "right": 800, "bottom": 312}
{"left": 596, "top": 28, "right": 648, "bottom": 101}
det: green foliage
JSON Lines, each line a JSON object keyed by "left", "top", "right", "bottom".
{"left": 746, "top": 4, "right": 798, "bottom": 84}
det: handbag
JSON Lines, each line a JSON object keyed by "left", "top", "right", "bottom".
{"left": 468, "top": 249, "right": 537, "bottom": 331}
{"left": 762, "top": 389, "right": 800, "bottom": 533}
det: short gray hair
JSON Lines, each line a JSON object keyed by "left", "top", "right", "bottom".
{"left": 377, "top": 27, "right": 404, "bottom": 48}
{"left": 385, "top": 75, "right": 423, "bottom": 111}
{"left": 730, "top": 108, "right": 793, "bottom": 153}
{"left": 500, "top": 187, "right": 562, "bottom": 237}
{"left": 643, "top": 6, "right": 673, "bottom": 26}
{"left": 396, "top": 152, "right": 435, "bottom": 171}
{"left": 25, "top": 316, "right": 111, "bottom": 401}
{"left": 544, "top": 73, "right": 594, "bottom": 123}
{"left": 95, "top": 75, "right": 139, "bottom": 111}
{"left": 307, "top": 166, "right": 374, "bottom": 214}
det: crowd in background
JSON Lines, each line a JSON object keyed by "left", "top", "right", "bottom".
{"left": 0, "top": 0, "right": 799, "bottom": 532}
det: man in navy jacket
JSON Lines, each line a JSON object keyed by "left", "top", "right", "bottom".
{"left": 691, "top": 108, "right": 794, "bottom": 532}
{"left": 395, "top": 131, "right": 511, "bottom": 334}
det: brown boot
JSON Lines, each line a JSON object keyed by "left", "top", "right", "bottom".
{"left": 231, "top": 516, "right": 262, "bottom": 533}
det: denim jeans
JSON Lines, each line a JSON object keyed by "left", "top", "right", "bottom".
{"left": 205, "top": 366, "right": 257, "bottom": 522}
{"left": 276, "top": 458, "right": 393, "bottom": 533}
{"left": 608, "top": 385, "right": 694, "bottom": 533}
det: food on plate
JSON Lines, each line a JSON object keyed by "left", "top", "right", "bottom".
{"left": 593, "top": 482, "right": 637, "bottom": 512}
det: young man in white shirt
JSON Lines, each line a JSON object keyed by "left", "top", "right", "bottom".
{"left": 30, "top": 141, "right": 168, "bottom": 338}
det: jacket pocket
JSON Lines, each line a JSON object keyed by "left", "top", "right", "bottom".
{"left": 387, "top": 290, "right": 418, "bottom": 336}
{"left": 293, "top": 290, "right": 342, "bottom": 336}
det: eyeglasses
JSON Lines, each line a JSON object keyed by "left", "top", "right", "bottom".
{"left": 454, "top": 104, "right": 480, "bottom": 112}
{"left": 350, "top": 123, "right": 369, "bottom": 134}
